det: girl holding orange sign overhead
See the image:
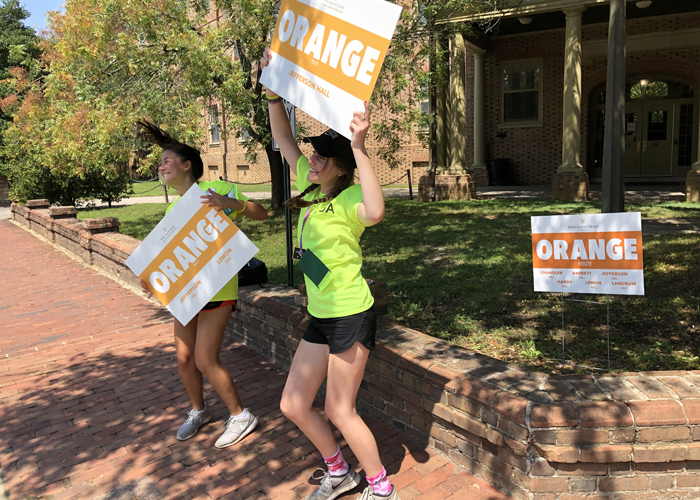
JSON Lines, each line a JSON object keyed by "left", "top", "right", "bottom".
{"left": 138, "top": 121, "right": 268, "bottom": 449}
{"left": 261, "top": 49, "right": 399, "bottom": 500}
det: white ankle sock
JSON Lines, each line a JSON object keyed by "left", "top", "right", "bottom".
{"left": 232, "top": 408, "right": 250, "bottom": 420}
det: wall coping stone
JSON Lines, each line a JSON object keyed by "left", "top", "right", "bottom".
{"left": 25, "top": 198, "right": 50, "bottom": 208}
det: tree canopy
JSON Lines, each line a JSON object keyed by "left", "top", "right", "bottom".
{"left": 1, "top": 0, "right": 511, "bottom": 206}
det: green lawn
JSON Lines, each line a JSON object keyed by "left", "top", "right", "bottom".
{"left": 79, "top": 198, "right": 700, "bottom": 373}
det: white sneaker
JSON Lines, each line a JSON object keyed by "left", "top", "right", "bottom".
{"left": 358, "top": 486, "right": 400, "bottom": 500}
{"left": 306, "top": 468, "right": 361, "bottom": 500}
{"left": 214, "top": 410, "right": 258, "bottom": 448}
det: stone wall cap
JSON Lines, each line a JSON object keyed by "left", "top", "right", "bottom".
{"left": 83, "top": 217, "right": 121, "bottom": 229}
{"left": 26, "top": 199, "right": 50, "bottom": 208}
{"left": 49, "top": 206, "right": 78, "bottom": 218}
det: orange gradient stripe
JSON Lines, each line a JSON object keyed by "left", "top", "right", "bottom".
{"left": 271, "top": 0, "right": 391, "bottom": 101}
{"left": 532, "top": 231, "right": 643, "bottom": 270}
{"left": 139, "top": 206, "right": 239, "bottom": 306}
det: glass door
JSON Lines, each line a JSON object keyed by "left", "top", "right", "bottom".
{"left": 623, "top": 108, "right": 641, "bottom": 177}
{"left": 640, "top": 105, "right": 673, "bottom": 176}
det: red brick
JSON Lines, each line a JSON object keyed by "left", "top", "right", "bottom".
{"left": 491, "top": 392, "right": 527, "bottom": 425}
{"left": 425, "top": 365, "right": 463, "bottom": 392}
{"left": 456, "top": 376, "right": 500, "bottom": 408}
{"left": 599, "top": 476, "right": 650, "bottom": 491}
{"left": 577, "top": 402, "right": 633, "bottom": 428}
{"left": 682, "top": 399, "right": 700, "bottom": 424}
{"left": 579, "top": 445, "right": 632, "bottom": 463}
{"left": 633, "top": 444, "right": 685, "bottom": 462}
{"left": 628, "top": 400, "right": 687, "bottom": 426}
{"left": 530, "top": 403, "right": 578, "bottom": 428}
{"left": 557, "top": 430, "right": 609, "bottom": 444}
{"left": 534, "top": 445, "right": 580, "bottom": 463}
{"left": 638, "top": 427, "right": 690, "bottom": 442}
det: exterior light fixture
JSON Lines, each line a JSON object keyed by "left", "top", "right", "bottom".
{"left": 635, "top": 1, "right": 652, "bottom": 8}
{"left": 517, "top": 16, "right": 533, "bottom": 25}
{"left": 639, "top": 79, "right": 649, "bottom": 87}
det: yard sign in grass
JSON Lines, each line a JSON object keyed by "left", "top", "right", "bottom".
{"left": 261, "top": 0, "right": 401, "bottom": 140}
{"left": 125, "top": 185, "right": 259, "bottom": 325}
{"left": 531, "top": 212, "right": 644, "bottom": 295}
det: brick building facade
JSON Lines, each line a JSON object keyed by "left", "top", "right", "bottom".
{"left": 442, "top": 0, "right": 700, "bottom": 192}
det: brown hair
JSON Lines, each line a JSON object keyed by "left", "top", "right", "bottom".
{"left": 137, "top": 120, "right": 204, "bottom": 180}
{"left": 284, "top": 157, "right": 354, "bottom": 208}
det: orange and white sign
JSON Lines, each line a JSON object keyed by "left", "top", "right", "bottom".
{"left": 260, "top": 0, "right": 402, "bottom": 139}
{"left": 125, "top": 185, "right": 259, "bottom": 325}
{"left": 531, "top": 213, "right": 644, "bottom": 295}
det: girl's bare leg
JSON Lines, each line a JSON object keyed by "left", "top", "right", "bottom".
{"left": 280, "top": 340, "right": 338, "bottom": 457}
{"left": 193, "top": 304, "right": 244, "bottom": 415}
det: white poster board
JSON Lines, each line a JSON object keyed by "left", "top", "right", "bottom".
{"left": 126, "top": 185, "right": 259, "bottom": 325}
{"left": 531, "top": 213, "right": 644, "bottom": 295}
{"left": 261, "top": 0, "right": 402, "bottom": 139}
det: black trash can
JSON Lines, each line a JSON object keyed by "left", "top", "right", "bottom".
{"left": 487, "top": 158, "right": 512, "bottom": 186}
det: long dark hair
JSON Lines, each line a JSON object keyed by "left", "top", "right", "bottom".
{"left": 137, "top": 120, "right": 204, "bottom": 180}
{"left": 284, "top": 157, "right": 354, "bottom": 208}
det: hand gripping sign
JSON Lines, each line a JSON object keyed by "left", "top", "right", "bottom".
{"left": 126, "top": 185, "right": 259, "bottom": 325}
{"left": 261, "top": 0, "right": 402, "bottom": 140}
{"left": 531, "top": 213, "right": 644, "bottom": 295}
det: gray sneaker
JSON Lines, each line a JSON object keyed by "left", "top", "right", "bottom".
{"left": 306, "top": 468, "right": 361, "bottom": 500}
{"left": 358, "top": 486, "right": 399, "bottom": 500}
{"left": 176, "top": 405, "right": 211, "bottom": 441}
{"left": 214, "top": 410, "right": 259, "bottom": 448}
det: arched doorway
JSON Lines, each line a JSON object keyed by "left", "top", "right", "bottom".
{"left": 588, "top": 77, "right": 698, "bottom": 180}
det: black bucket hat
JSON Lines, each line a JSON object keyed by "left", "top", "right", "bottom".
{"left": 302, "top": 129, "right": 357, "bottom": 171}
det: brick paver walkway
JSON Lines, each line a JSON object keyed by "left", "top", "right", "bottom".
{"left": 0, "top": 220, "right": 514, "bottom": 500}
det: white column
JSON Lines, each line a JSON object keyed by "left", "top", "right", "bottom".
{"left": 558, "top": 8, "right": 584, "bottom": 172}
{"left": 448, "top": 32, "right": 468, "bottom": 174}
{"left": 472, "top": 49, "right": 487, "bottom": 170}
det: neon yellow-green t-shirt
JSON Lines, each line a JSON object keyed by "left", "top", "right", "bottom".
{"left": 165, "top": 180, "right": 249, "bottom": 302}
{"left": 294, "top": 156, "right": 374, "bottom": 318}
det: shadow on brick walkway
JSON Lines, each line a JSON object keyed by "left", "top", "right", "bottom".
{"left": 0, "top": 220, "right": 514, "bottom": 500}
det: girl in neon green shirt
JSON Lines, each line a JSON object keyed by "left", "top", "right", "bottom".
{"left": 262, "top": 48, "right": 399, "bottom": 500}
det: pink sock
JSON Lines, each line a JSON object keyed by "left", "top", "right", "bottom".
{"left": 323, "top": 445, "right": 349, "bottom": 477}
{"left": 367, "top": 466, "right": 392, "bottom": 496}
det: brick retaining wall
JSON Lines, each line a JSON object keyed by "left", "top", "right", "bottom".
{"left": 10, "top": 201, "right": 700, "bottom": 499}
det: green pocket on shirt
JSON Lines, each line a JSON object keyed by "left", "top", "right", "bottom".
{"left": 297, "top": 249, "right": 331, "bottom": 290}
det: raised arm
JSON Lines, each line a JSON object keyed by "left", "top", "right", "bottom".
{"left": 352, "top": 102, "right": 384, "bottom": 226}
{"left": 260, "top": 48, "right": 302, "bottom": 174}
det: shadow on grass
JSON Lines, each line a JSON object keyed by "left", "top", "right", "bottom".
{"left": 357, "top": 199, "right": 700, "bottom": 373}
{"left": 78, "top": 197, "right": 700, "bottom": 373}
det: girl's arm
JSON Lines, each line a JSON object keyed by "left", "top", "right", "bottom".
{"left": 352, "top": 101, "right": 384, "bottom": 226}
{"left": 260, "top": 48, "right": 302, "bottom": 174}
{"left": 201, "top": 190, "right": 268, "bottom": 221}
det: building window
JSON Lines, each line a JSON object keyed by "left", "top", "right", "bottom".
{"left": 501, "top": 59, "right": 542, "bottom": 125}
{"left": 238, "top": 128, "right": 251, "bottom": 144}
{"left": 209, "top": 105, "right": 220, "bottom": 144}
{"left": 209, "top": 165, "right": 218, "bottom": 170}
{"left": 238, "top": 164, "right": 249, "bottom": 177}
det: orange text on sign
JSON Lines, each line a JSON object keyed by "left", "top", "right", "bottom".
{"left": 531, "top": 231, "right": 643, "bottom": 270}
{"left": 270, "top": 0, "right": 390, "bottom": 102}
{"left": 140, "top": 208, "right": 238, "bottom": 306}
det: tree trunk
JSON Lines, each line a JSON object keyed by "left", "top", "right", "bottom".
{"left": 266, "top": 145, "right": 285, "bottom": 209}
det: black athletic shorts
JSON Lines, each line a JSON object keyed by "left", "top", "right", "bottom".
{"left": 303, "top": 308, "right": 377, "bottom": 354}
{"left": 198, "top": 300, "right": 237, "bottom": 315}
